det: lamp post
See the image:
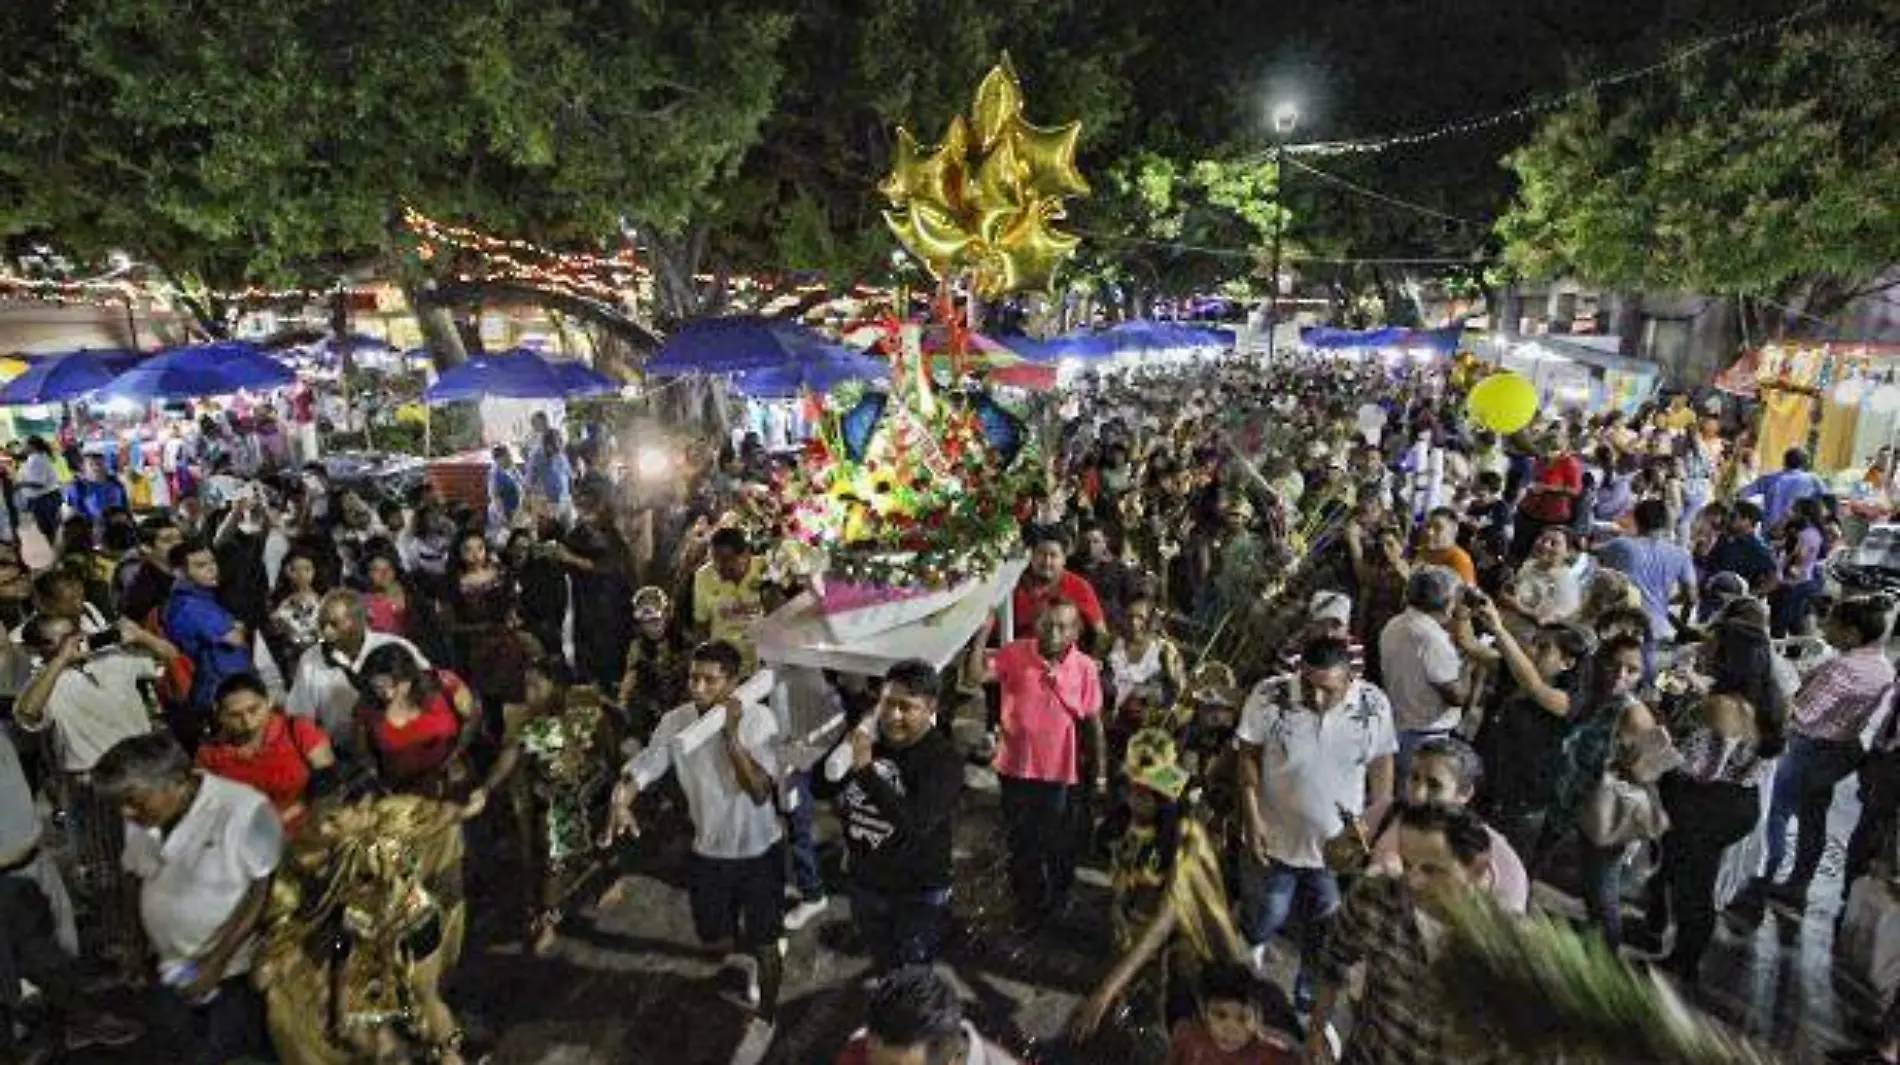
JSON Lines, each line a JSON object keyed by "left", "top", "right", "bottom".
{"left": 1266, "top": 101, "right": 1298, "bottom": 362}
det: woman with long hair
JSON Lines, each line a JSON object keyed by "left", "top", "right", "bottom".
{"left": 1545, "top": 634, "right": 1658, "bottom": 948}
{"left": 266, "top": 547, "right": 326, "bottom": 678}
{"left": 1466, "top": 597, "right": 1595, "bottom": 862}
{"left": 443, "top": 528, "right": 528, "bottom": 738}
{"left": 1636, "top": 689, "right": 1779, "bottom": 981}
{"left": 353, "top": 643, "right": 481, "bottom": 804}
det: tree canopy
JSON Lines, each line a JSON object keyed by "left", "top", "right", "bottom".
{"left": 0, "top": 0, "right": 791, "bottom": 295}
{"left": 1496, "top": 0, "right": 1900, "bottom": 315}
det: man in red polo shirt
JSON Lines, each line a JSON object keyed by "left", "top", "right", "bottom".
{"left": 1010, "top": 533, "right": 1109, "bottom": 647}
{"left": 967, "top": 598, "right": 1105, "bottom": 930}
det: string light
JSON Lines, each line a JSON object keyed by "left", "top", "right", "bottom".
{"left": 1256, "top": 0, "right": 1833, "bottom": 160}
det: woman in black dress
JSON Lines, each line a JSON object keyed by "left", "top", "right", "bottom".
{"left": 444, "top": 529, "right": 529, "bottom": 740}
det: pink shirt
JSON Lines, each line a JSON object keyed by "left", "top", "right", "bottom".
{"left": 993, "top": 640, "right": 1102, "bottom": 785}
{"left": 1370, "top": 818, "right": 1530, "bottom": 914}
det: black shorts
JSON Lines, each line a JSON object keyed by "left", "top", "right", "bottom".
{"left": 688, "top": 845, "right": 784, "bottom": 950}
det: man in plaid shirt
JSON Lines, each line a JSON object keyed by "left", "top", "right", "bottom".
{"left": 1307, "top": 803, "right": 1506, "bottom": 1065}
{"left": 1761, "top": 596, "right": 1896, "bottom": 913}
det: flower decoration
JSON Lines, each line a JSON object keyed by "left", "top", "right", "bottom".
{"left": 749, "top": 325, "right": 1036, "bottom": 591}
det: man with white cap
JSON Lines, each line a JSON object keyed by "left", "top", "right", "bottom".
{"left": 1286, "top": 591, "right": 1366, "bottom": 675}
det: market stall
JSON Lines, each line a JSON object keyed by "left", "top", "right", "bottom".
{"left": 1489, "top": 334, "right": 1659, "bottom": 415}
{"left": 1716, "top": 341, "right": 1900, "bottom": 477}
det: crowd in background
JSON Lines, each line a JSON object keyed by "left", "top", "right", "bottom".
{"left": 0, "top": 353, "right": 1894, "bottom": 1065}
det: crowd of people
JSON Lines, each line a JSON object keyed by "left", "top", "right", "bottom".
{"left": 0, "top": 352, "right": 1893, "bottom": 1065}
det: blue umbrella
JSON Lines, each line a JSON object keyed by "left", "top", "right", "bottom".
{"left": 646, "top": 316, "right": 839, "bottom": 377}
{"left": 95, "top": 340, "right": 294, "bottom": 402}
{"left": 552, "top": 359, "right": 617, "bottom": 397}
{"left": 730, "top": 346, "right": 889, "bottom": 398}
{"left": 424, "top": 350, "right": 615, "bottom": 403}
{"left": 1011, "top": 332, "right": 1117, "bottom": 362}
{"left": 0, "top": 350, "right": 142, "bottom": 405}
{"left": 1105, "top": 320, "right": 1188, "bottom": 355}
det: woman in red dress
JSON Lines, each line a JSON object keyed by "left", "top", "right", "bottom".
{"left": 354, "top": 643, "right": 483, "bottom": 808}
{"left": 195, "top": 672, "right": 337, "bottom": 832}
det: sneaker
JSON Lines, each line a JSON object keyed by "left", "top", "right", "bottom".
{"left": 729, "top": 1016, "right": 775, "bottom": 1065}
{"left": 64, "top": 1012, "right": 144, "bottom": 1050}
{"left": 784, "top": 896, "right": 830, "bottom": 931}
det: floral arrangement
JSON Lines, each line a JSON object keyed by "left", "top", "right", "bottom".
{"left": 755, "top": 329, "right": 1037, "bottom": 591}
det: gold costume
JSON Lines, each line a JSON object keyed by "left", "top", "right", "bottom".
{"left": 257, "top": 796, "right": 468, "bottom": 1065}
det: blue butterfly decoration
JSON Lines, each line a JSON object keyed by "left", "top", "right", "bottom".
{"left": 839, "top": 392, "right": 889, "bottom": 462}
{"left": 951, "top": 389, "right": 1026, "bottom": 468}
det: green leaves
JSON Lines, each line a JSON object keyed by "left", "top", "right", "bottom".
{"left": 1497, "top": 1, "right": 1900, "bottom": 303}
{"left": 0, "top": 0, "right": 793, "bottom": 290}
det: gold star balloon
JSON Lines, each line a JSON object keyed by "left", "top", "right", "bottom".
{"left": 879, "top": 51, "right": 1089, "bottom": 297}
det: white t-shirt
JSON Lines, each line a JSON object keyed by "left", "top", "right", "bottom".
{"left": 627, "top": 700, "right": 782, "bottom": 860}
{"left": 1377, "top": 608, "right": 1464, "bottom": 733}
{"left": 1237, "top": 676, "right": 1398, "bottom": 869}
{"left": 122, "top": 774, "right": 283, "bottom": 973}
{"left": 17, "top": 650, "right": 161, "bottom": 772}
{"left": 285, "top": 632, "right": 426, "bottom": 743}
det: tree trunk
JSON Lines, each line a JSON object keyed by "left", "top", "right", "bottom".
{"left": 404, "top": 281, "right": 472, "bottom": 370}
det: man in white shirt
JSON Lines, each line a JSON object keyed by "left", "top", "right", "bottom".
{"left": 94, "top": 733, "right": 281, "bottom": 1065}
{"left": 608, "top": 640, "right": 783, "bottom": 1064}
{"left": 285, "top": 590, "right": 426, "bottom": 748}
{"left": 1236, "top": 637, "right": 1397, "bottom": 1013}
{"left": 1376, "top": 567, "right": 1471, "bottom": 786}
{"left": 13, "top": 613, "right": 181, "bottom": 977}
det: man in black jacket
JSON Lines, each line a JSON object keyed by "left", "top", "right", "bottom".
{"left": 833, "top": 659, "right": 963, "bottom": 974}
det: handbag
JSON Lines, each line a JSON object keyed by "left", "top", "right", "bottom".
{"left": 1579, "top": 772, "right": 1669, "bottom": 847}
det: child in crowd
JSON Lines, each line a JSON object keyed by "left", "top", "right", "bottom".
{"left": 1165, "top": 961, "right": 1299, "bottom": 1065}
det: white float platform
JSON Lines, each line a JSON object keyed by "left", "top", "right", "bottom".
{"left": 757, "top": 558, "right": 1026, "bottom": 678}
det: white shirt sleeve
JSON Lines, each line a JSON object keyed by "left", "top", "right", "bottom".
{"left": 740, "top": 702, "right": 782, "bottom": 780}
{"left": 1423, "top": 628, "right": 1462, "bottom": 687}
{"left": 232, "top": 796, "right": 285, "bottom": 881}
{"left": 283, "top": 648, "right": 322, "bottom": 718}
{"left": 1235, "top": 680, "right": 1281, "bottom": 746}
{"left": 1362, "top": 685, "right": 1401, "bottom": 759}
{"left": 626, "top": 707, "right": 685, "bottom": 791}
{"left": 1549, "top": 569, "right": 1582, "bottom": 621}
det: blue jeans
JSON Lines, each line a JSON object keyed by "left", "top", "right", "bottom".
{"left": 1763, "top": 734, "right": 1864, "bottom": 890}
{"left": 849, "top": 885, "right": 951, "bottom": 973}
{"left": 1237, "top": 856, "right": 1339, "bottom": 1010}
{"left": 784, "top": 770, "right": 824, "bottom": 902}
{"left": 1578, "top": 839, "right": 1626, "bottom": 948}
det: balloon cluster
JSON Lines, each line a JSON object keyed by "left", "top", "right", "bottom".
{"left": 879, "top": 54, "right": 1090, "bottom": 298}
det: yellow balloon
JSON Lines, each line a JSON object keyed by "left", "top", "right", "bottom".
{"left": 880, "top": 119, "right": 970, "bottom": 219}
{"left": 906, "top": 202, "right": 979, "bottom": 263}
{"left": 877, "top": 127, "right": 924, "bottom": 204}
{"left": 972, "top": 135, "right": 1026, "bottom": 245}
{"left": 1465, "top": 372, "right": 1540, "bottom": 434}
{"left": 1007, "top": 116, "right": 1090, "bottom": 199}
{"left": 970, "top": 54, "right": 1025, "bottom": 151}
{"left": 979, "top": 200, "right": 1080, "bottom": 296}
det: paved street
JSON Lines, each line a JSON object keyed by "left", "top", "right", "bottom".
{"left": 58, "top": 721, "right": 1879, "bottom": 1065}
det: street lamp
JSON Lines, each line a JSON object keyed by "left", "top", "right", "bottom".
{"left": 1266, "top": 101, "right": 1298, "bottom": 362}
